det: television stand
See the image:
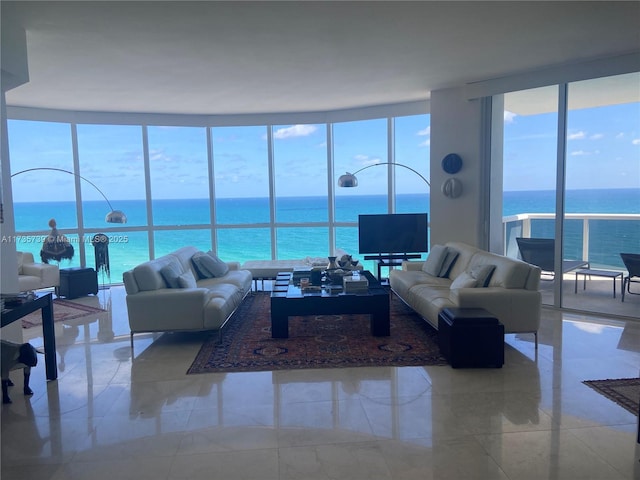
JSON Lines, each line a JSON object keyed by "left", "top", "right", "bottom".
{"left": 364, "top": 254, "right": 422, "bottom": 282}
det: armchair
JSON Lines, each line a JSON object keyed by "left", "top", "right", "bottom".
{"left": 17, "top": 251, "right": 60, "bottom": 292}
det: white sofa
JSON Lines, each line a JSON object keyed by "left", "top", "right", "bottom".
{"left": 389, "top": 241, "right": 542, "bottom": 346}
{"left": 17, "top": 251, "right": 60, "bottom": 292}
{"left": 123, "top": 246, "right": 253, "bottom": 346}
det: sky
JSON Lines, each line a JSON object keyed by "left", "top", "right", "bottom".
{"left": 503, "top": 101, "right": 640, "bottom": 192}
{"left": 7, "top": 98, "right": 640, "bottom": 203}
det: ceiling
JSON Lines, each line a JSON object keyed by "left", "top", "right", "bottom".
{"left": 2, "top": 1, "right": 639, "bottom": 116}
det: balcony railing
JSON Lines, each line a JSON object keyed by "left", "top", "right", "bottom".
{"left": 503, "top": 213, "right": 640, "bottom": 269}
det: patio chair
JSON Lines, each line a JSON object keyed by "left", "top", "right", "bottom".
{"left": 620, "top": 253, "right": 640, "bottom": 302}
{"left": 516, "top": 237, "right": 589, "bottom": 280}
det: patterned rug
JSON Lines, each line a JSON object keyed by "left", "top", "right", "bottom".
{"left": 21, "top": 298, "right": 106, "bottom": 328}
{"left": 583, "top": 377, "right": 640, "bottom": 416}
{"left": 187, "top": 291, "right": 447, "bottom": 374}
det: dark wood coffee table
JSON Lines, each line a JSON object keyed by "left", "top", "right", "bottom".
{"left": 270, "top": 270, "right": 390, "bottom": 338}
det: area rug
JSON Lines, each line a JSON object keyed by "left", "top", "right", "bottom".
{"left": 187, "top": 291, "right": 447, "bottom": 374}
{"left": 21, "top": 298, "right": 106, "bottom": 328}
{"left": 583, "top": 378, "right": 640, "bottom": 416}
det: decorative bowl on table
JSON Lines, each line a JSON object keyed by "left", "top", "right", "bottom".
{"left": 337, "top": 255, "right": 359, "bottom": 270}
{"left": 324, "top": 268, "right": 351, "bottom": 285}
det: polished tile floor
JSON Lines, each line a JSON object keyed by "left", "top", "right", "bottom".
{"left": 1, "top": 285, "right": 639, "bottom": 480}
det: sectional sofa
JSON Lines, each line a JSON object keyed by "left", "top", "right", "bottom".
{"left": 389, "top": 241, "right": 542, "bottom": 347}
{"left": 123, "top": 246, "right": 252, "bottom": 347}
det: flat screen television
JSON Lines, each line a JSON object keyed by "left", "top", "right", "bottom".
{"left": 358, "top": 213, "right": 428, "bottom": 255}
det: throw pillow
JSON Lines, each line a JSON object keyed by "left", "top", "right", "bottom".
{"left": 470, "top": 264, "right": 496, "bottom": 287}
{"left": 450, "top": 271, "right": 477, "bottom": 289}
{"left": 422, "top": 245, "right": 449, "bottom": 276}
{"left": 191, "top": 252, "right": 214, "bottom": 279}
{"left": 206, "top": 251, "right": 230, "bottom": 277}
{"left": 160, "top": 261, "right": 182, "bottom": 288}
{"left": 438, "top": 250, "right": 459, "bottom": 278}
{"left": 177, "top": 270, "right": 198, "bottom": 288}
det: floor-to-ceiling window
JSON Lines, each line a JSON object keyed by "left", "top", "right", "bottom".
{"left": 8, "top": 120, "right": 80, "bottom": 266}
{"left": 393, "top": 114, "right": 430, "bottom": 216}
{"left": 273, "top": 123, "right": 329, "bottom": 259}
{"left": 147, "top": 126, "right": 211, "bottom": 258}
{"left": 503, "top": 85, "right": 560, "bottom": 307}
{"left": 76, "top": 124, "right": 148, "bottom": 278}
{"left": 563, "top": 72, "right": 640, "bottom": 315}
{"left": 333, "top": 118, "right": 388, "bottom": 272}
{"left": 211, "top": 125, "right": 272, "bottom": 262}
{"left": 7, "top": 111, "right": 429, "bottom": 285}
{"left": 502, "top": 72, "right": 639, "bottom": 317}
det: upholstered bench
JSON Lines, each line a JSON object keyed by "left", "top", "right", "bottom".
{"left": 242, "top": 252, "right": 362, "bottom": 290}
{"left": 241, "top": 259, "right": 325, "bottom": 290}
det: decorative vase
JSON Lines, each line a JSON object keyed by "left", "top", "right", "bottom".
{"left": 327, "top": 256, "right": 338, "bottom": 270}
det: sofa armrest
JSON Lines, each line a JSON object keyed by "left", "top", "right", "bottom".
{"left": 21, "top": 262, "right": 60, "bottom": 288}
{"left": 449, "top": 287, "right": 541, "bottom": 332}
{"left": 126, "top": 288, "right": 215, "bottom": 331}
{"left": 450, "top": 287, "right": 540, "bottom": 308}
{"left": 402, "top": 261, "right": 424, "bottom": 272}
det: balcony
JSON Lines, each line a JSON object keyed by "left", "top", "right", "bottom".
{"left": 503, "top": 212, "right": 639, "bottom": 319}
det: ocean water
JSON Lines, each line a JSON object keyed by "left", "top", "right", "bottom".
{"left": 7, "top": 189, "right": 639, "bottom": 282}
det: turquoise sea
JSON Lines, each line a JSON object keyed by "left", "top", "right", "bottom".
{"left": 7, "top": 189, "right": 640, "bottom": 282}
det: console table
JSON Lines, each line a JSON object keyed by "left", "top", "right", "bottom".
{"left": 1, "top": 292, "right": 57, "bottom": 380}
{"left": 364, "top": 254, "right": 422, "bottom": 282}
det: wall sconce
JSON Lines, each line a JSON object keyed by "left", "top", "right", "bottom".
{"left": 441, "top": 178, "right": 463, "bottom": 199}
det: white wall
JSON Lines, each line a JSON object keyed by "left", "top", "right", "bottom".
{"left": 429, "top": 86, "right": 486, "bottom": 248}
{"left": 1, "top": 26, "right": 27, "bottom": 342}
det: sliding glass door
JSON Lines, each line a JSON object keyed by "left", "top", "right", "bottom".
{"left": 503, "top": 86, "right": 560, "bottom": 306}
{"left": 563, "top": 73, "right": 640, "bottom": 316}
{"left": 501, "top": 72, "right": 640, "bottom": 317}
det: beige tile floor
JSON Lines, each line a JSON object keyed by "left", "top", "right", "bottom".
{"left": 1, "top": 285, "right": 639, "bottom": 480}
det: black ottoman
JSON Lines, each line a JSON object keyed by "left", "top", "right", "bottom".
{"left": 58, "top": 267, "right": 98, "bottom": 299}
{"left": 438, "top": 307, "right": 504, "bottom": 368}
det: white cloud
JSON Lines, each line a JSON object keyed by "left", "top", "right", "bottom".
{"left": 568, "top": 131, "right": 586, "bottom": 140}
{"left": 354, "top": 154, "right": 382, "bottom": 166}
{"left": 616, "top": 132, "right": 625, "bottom": 139}
{"left": 273, "top": 124, "right": 317, "bottom": 139}
{"left": 149, "top": 149, "right": 171, "bottom": 162}
{"left": 632, "top": 138, "right": 640, "bottom": 145}
{"left": 504, "top": 111, "right": 517, "bottom": 124}
{"left": 419, "top": 139, "right": 430, "bottom": 147}
{"left": 417, "top": 126, "right": 430, "bottom": 136}
{"left": 570, "top": 150, "right": 600, "bottom": 156}
{"left": 589, "top": 133, "right": 604, "bottom": 140}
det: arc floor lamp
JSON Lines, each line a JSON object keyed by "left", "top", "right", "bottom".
{"left": 11, "top": 167, "right": 127, "bottom": 223}
{"left": 338, "top": 162, "right": 430, "bottom": 188}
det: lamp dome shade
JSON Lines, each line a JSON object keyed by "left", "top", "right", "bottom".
{"left": 338, "top": 173, "right": 358, "bottom": 187}
{"left": 106, "top": 210, "right": 127, "bottom": 223}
